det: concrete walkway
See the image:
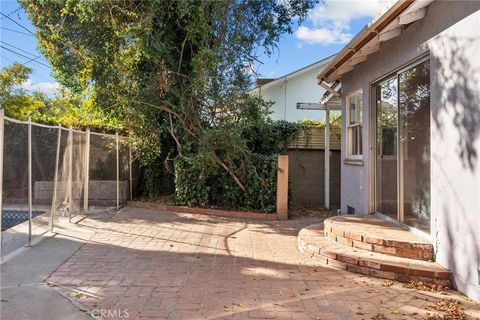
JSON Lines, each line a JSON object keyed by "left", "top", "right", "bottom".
{"left": 0, "top": 212, "right": 113, "bottom": 320}
{"left": 39, "top": 207, "right": 480, "bottom": 319}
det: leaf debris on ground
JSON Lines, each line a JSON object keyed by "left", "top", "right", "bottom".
{"left": 403, "top": 280, "right": 449, "bottom": 293}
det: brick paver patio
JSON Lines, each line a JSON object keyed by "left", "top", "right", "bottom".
{"left": 47, "top": 207, "right": 480, "bottom": 319}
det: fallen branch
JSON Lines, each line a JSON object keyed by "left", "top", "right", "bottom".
{"left": 212, "top": 153, "right": 245, "bottom": 191}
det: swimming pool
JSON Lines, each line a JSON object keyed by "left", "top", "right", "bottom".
{"left": 2, "top": 210, "right": 46, "bottom": 231}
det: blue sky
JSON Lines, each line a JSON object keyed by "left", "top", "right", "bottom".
{"left": 0, "top": 0, "right": 390, "bottom": 96}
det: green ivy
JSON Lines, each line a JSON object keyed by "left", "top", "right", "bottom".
{"left": 174, "top": 154, "right": 277, "bottom": 212}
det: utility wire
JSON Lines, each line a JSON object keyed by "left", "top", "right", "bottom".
{"left": 1, "top": 7, "right": 22, "bottom": 19}
{"left": 1, "top": 53, "right": 54, "bottom": 83}
{"left": 0, "top": 40, "right": 49, "bottom": 63}
{"left": 0, "top": 12, "right": 35, "bottom": 35}
{"left": 0, "top": 26, "right": 35, "bottom": 37}
{"left": 0, "top": 45, "right": 51, "bottom": 68}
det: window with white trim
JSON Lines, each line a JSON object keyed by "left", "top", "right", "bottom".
{"left": 346, "top": 90, "right": 363, "bottom": 159}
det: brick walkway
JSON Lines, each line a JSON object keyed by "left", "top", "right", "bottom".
{"left": 47, "top": 207, "right": 480, "bottom": 320}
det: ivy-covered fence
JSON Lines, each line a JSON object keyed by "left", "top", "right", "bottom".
{"left": 174, "top": 154, "right": 278, "bottom": 213}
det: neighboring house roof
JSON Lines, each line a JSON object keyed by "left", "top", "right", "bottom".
{"left": 255, "top": 78, "right": 275, "bottom": 86}
{"left": 317, "top": 0, "right": 434, "bottom": 85}
{"left": 254, "top": 53, "right": 337, "bottom": 91}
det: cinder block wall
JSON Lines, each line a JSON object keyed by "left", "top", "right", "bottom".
{"left": 286, "top": 149, "right": 341, "bottom": 206}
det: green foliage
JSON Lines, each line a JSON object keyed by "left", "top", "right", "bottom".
{"left": 174, "top": 154, "right": 277, "bottom": 212}
{"left": 172, "top": 96, "right": 302, "bottom": 212}
{"left": 29, "top": 92, "right": 122, "bottom": 132}
{"left": 0, "top": 62, "right": 120, "bottom": 132}
{"left": 142, "top": 160, "right": 175, "bottom": 199}
{"left": 298, "top": 114, "right": 342, "bottom": 128}
{"left": 0, "top": 63, "right": 44, "bottom": 119}
{"left": 22, "top": 0, "right": 317, "bottom": 211}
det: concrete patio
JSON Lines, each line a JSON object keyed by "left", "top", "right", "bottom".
{"left": 2, "top": 207, "right": 480, "bottom": 319}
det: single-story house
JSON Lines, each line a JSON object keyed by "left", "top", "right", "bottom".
{"left": 316, "top": 0, "right": 479, "bottom": 301}
{"left": 251, "top": 54, "right": 336, "bottom": 122}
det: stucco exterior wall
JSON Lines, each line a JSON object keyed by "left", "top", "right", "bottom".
{"left": 253, "top": 61, "right": 337, "bottom": 122}
{"left": 340, "top": 1, "right": 480, "bottom": 300}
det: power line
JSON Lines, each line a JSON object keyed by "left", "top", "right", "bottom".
{"left": 0, "top": 26, "right": 35, "bottom": 37}
{"left": 0, "top": 12, "right": 35, "bottom": 36}
{"left": 1, "top": 55, "right": 54, "bottom": 83}
{"left": 0, "top": 40, "right": 49, "bottom": 63}
{"left": 1, "top": 49, "right": 53, "bottom": 75}
{"left": 0, "top": 45, "right": 51, "bottom": 68}
{"left": 1, "top": 7, "right": 22, "bottom": 20}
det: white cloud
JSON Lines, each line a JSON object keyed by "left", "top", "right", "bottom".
{"left": 20, "top": 79, "right": 60, "bottom": 97}
{"left": 295, "top": 42, "right": 303, "bottom": 49}
{"left": 295, "top": 26, "right": 352, "bottom": 45}
{"left": 295, "top": 0, "right": 392, "bottom": 45}
{"left": 308, "top": 0, "right": 392, "bottom": 26}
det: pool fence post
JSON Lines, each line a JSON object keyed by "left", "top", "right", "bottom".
{"left": 116, "top": 133, "right": 119, "bottom": 211}
{"left": 50, "top": 124, "right": 62, "bottom": 232}
{"left": 84, "top": 128, "right": 90, "bottom": 213}
{"left": 68, "top": 126, "right": 73, "bottom": 223}
{"left": 27, "top": 118, "right": 32, "bottom": 246}
{"left": 0, "top": 109, "right": 4, "bottom": 240}
{"left": 129, "top": 146, "right": 132, "bottom": 201}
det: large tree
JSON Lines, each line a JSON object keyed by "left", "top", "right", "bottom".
{"left": 22, "top": 0, "right": 315, "bottom": 205}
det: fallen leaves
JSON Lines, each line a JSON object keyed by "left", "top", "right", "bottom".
{"left": 403, "top": 280, "right": 449, "bottom": 293}
{"left": 426, "top": 298, "right": 466, "bottom": 320}
{"left": 382, "top": 279, "right": 395, "bottom": 287}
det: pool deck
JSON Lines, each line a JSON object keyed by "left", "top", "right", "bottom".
{"left": 0, "top": 211, "right": 113, "bottom": 320}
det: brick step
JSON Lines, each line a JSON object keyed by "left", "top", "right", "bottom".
{"left": 324, "top": 215, "right": 434, "bottom": 261}
{"left": 298, "top": 223, "right": 451, "bottom": 286}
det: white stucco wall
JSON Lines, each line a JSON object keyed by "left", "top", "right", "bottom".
{"left": 339, "top": 1, "right": 480, "bottom": 300}
{"left": 252, "top": 57, "right": 336, "bottom": 122}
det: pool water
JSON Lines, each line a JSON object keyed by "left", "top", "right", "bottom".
{"left": 2, "top": 210, "right": 46, "bottom": 231}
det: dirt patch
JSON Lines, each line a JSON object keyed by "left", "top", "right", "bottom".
{"left": 289, "top": 204, "right": 338, "bottom": 219}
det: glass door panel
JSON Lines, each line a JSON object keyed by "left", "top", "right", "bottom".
{"left": 399, "top": 61, "right": 431, "bottom": 232}
{"left": 376, "top": 77, "right": 398, "bottom": 220}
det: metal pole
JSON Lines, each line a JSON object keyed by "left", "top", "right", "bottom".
{"left": 68, "top": 126, "right": 73, "bottom": 222}
{"left": 27, "top": 118, "right": 32, "bottom": 246}
{"left": 84, "top": 128, "right": 90, "bottom": 212}
{"left": 325, "top": 108, "right": 330, "bottom": 210}
{"left": 129, "top": 146, "right": 132, "bottom": 201}
{"left": 50, "top": 125, "right": 61, "bottom": 232}
{"left": 116, "top": 133, "right": 119, "bottom": 211}
{"left": 0, "top": 110, "right": 4, "bottom": 240}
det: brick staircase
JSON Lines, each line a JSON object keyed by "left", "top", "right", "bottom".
{"left": 297, "top": 215, "right": 451, "bottom": 286}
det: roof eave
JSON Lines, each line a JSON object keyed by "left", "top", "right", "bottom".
{"left": 316, "top": 0, "right": 415, "bottom": 84}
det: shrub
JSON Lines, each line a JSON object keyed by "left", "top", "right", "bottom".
{"left": 174, "top": 154, "right": 277, "bottom": 212}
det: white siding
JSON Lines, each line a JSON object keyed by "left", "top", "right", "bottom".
{"left": 253, "top": 57, "right": 336, "bottom": 122}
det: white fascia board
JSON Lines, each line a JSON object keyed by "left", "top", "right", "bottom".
{"left": 258, "top": 55, "right": 336, "bottom": 91}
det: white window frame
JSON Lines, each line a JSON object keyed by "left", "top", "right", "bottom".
{"left": 346, "top": 89, "right": 363, "bottom": 160}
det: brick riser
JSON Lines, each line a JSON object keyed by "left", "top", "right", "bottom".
{"left": 298, "top": 225, "right": 451, "bottom": 287}
{"left": 324, "top": 218, "right": 434, "bottom": 261}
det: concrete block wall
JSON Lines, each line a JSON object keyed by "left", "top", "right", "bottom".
{"left": 287, "top": 149, "right": 341, "bottom": 206}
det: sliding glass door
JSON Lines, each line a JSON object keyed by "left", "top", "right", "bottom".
{"left": 375, "top": 59, "right": 431, "bottom": 233}
{"left": 376, "top": 77, "right": 398, "bottom": 221}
